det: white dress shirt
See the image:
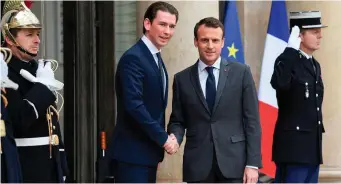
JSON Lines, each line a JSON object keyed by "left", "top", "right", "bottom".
{"left": 198, "top": 57, "right": 221, "bottom": 98}
{"left": 141, "top": 35, "right": 166, "bottom": 96}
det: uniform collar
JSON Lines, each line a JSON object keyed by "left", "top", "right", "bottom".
{"left": 299, "top": 49, "right": 312, "bottom": 59}
{"left": 7, "top": 55, "right": 37, "bottom": 75}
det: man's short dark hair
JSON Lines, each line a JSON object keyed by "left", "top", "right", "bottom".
{"left": 194, "top": 17, "right": 224, "bottom": 40}
{"left": 143, "top": 1, "right": 179, "bottom": 34}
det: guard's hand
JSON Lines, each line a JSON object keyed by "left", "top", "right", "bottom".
{"left": 20, "top": 59, "right": 63, "bottom": 91}
{"left": 1, "top": 52, "right": 8, "bottom": 78}
{"left": 0, "top": 52, "right": 18, "bottom": 90}
{"left": 287, "top": 26, "right": 301, "bottom": 50}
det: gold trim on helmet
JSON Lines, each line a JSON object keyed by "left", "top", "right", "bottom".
{"left": 1, "top": 0, "right": 41, "bottom": 45}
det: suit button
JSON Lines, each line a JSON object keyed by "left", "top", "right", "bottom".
{"left": 296, "top": 126, "right": 300, "bottom": 130}
{"left": 318, "top": 121, "right": 321, "bottom": 125}
{"left": 316, "top": 93, "right": 319, "bottom": 97}
{"left": 317, "top": 107, "right": 320, "bottom": 111}
{"left": 316, "top": 81, "right": 318, "bottom": 84}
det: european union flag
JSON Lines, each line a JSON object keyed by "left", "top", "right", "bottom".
{"left": 221, "top": 1, "right": 245, "bottom": 64}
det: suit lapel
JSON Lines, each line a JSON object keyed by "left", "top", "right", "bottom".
{"left": 138, "top": 39, "right": 160, "bottom": 78}
{"left": 138, "top": 39, "right": 166, "bottom": 105}
{"left": 212, "top": 59, "right": 230, "bottom": 114}
{"left": 190, "top": 61, "right": 211, "bottom": 114}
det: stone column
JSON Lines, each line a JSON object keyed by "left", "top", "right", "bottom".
{"left": 136, "top": 1, "right": 219, "bottom": 182}
{"left": 237, "top": 1, "right": 271, "bottom": 90}
{"left": 286, "top": 1, "right": 341, "bottom": 182}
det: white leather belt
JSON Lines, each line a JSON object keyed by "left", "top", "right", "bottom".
{"left": 15, "top": 135, "right": 59, "bottom": 147}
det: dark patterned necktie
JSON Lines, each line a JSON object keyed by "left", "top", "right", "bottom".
{"left": 205, "top": 66, "right": 216, "bottom": 113}
{"left": 156, "top": 52, "right": 165, "bottom": 97}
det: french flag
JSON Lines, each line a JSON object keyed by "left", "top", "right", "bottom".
{"left": 258, "top": 1, "right": 289, "bottom": 177}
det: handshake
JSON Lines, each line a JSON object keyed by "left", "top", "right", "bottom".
{"left": 163, "top": 133, "right": 179, "bottom": 155}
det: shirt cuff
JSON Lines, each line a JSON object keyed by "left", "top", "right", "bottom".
{"left": 24, "top": 99, "right": 39, "bottom": 119}
{"left": 246, "top": 165, "right": 258, "bottom": 169}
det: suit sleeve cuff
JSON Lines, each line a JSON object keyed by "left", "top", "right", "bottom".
{"left": 159, "top": 132, "right": 168, "bottom": 147}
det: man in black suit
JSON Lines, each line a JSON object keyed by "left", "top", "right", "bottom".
{"left": 167, "top": 17, "right": 262, "bottom": 183}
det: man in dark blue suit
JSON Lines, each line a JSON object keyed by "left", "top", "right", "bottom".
{"left": 108, "top": 1, "right": 179, "bottom": 183}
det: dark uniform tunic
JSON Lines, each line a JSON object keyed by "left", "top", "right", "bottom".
{"left": 271, "top": 47, "right": 325, "bottom": 165}
{"left": 6, "top": 55, "right": 69, "bottom": 182}
{"left": 1, "top": 89, "right": 22, "bottom": 183}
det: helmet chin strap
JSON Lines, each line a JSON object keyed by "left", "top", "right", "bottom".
{"left": 4, "top": 29, "right": 38, "bottom": 58}
{"left": 16, "top": 45, "right": 37, "bottom": 57}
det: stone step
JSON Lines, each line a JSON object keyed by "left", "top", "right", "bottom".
{"left": 319, "top": 166, "right": 341, "bottom": 183}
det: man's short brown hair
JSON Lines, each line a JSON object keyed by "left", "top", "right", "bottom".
{"left": 143, "top": 1, "right": 179, "bottom": 34}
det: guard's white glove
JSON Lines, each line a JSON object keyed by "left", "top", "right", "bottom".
{"left": 287, "top": 26, "right": 301, "bottom": 50}
{"left": 0, "top": 52, "right": 18, "bottom": 90}
{"left": 20, "top": 59, "right": 64, "bottom": 91}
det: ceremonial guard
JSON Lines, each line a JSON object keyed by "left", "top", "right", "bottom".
{"left": 1, "top": 0, "right": 68, "bottom": 182}
{"left": 271, "top": 11, "right": 327, "bottom": 183}
{"left": 1, "top": 47, "right": 22, "bottom": 183}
